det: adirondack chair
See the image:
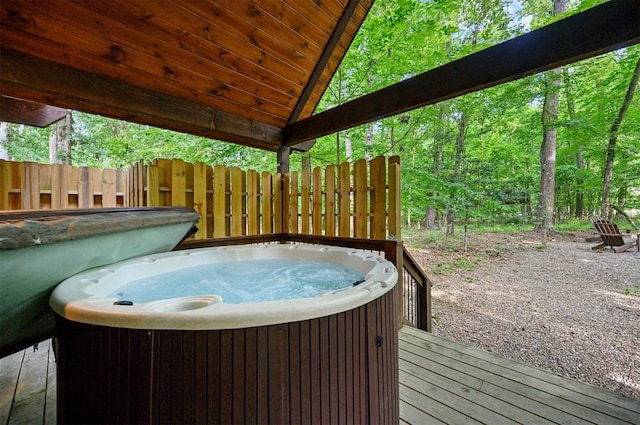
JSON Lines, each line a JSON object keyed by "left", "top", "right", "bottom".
{"left": 591, "top": 219, "right": 639, "bottom": 253}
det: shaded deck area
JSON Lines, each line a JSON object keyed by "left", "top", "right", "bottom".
{"left": 2, "top": 328, "right": 639, "bottom": 424}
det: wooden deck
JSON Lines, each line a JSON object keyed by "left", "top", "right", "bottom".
{"left": 399, "top": 326, "right": 640, "bottom": 424}
{"left": 2, "top": 328, "right": 640, "bottom": 424}
{"left": 0, "top": 340, "right": 55, "bottom": 425}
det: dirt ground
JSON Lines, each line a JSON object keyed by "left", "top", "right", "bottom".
{"left": 407, "top": 230, "right": 640, "bottom": 400}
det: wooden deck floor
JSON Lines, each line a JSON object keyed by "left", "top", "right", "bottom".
{"left": 398, "top": 326, "right": 640, "bottom": 424}
{"left": 2, "top": 328, "right": 639, "bottom": 424}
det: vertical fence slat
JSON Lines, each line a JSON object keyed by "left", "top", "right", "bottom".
{"left": 39, "top": 163, "right": 51, "bottom": 209}
{"left": 51, "top": 164, "right": 69, "bottom": 209}
{"left": 353, "top": 159, "right": 367, "bottom": 238}
{"left": 24, "top": 162, "right": 40, "bottom": 210}
{"left": 247, "top": 170, "right": 260, "bottom": 236}
{"left": 231, "top": 167, "right": 246, "bottom": 236}
{"left": 312, "top": 167, "right": 322, "bottom": 235}
{"left": 213, "top": 165, "right": 228, "bottom": 238}
{"left": 78, "top": 167, "right": 91, "bottom": 208}
{"left": 193, "top": 162, "right": 208, "bottom": 239}
{"left": 370, "top": 156, "right": 386, "bottom": 240}
{"left": 0, "top": 160, "right": 8, "bottom": 210}
{"left": 280, "top": 173, "right": 290, "bottom": 234}
{"left": 325, "top": 165, "right": 335, "bottom": 237}
{"left": 388, "top": 157, "right": 401, "bottom": 240}
{"left": 289, "top": 172, "right": 299, "bottom": 234}
{"left": 66, "top": 165, "right": 79, "bottom": 208}
{"left": 301, "top": 168, "right": 310, "bottom": 234}
{"left": 274, "top": 173, "right": 283, "bottom": 234}
{"left": 147, "top": 164, "right": 160, "bottom": 207}
{"left": 171, "top": 159, "right": 186, "bottom": 207}
{"left": 261, "top": 172, "right": 272, "bottom": 235}
{"left": 102, "top": 169, "right": 117, "bottom": 208}
{"left": 338, "top": 162, "right": 350, "bottom": 238}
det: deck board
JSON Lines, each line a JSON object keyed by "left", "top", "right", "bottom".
{"left": 3, "top": 330, "right": 639, "bottom": 425}
{"left": 1, "top": 340, "right": 55, "bottom": 425}
{"left": 399, "top": 326, "right": 640, "bottom": 425}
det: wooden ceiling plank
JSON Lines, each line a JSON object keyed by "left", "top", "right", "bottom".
{"left": 208, "top": 0, "right": 324, "bottom": 62}
{"left": 0, "top": 96, "right": 67, "bottom": 127}
{"left": 177, "top": 0, "right": 316, "bottom": 75}
{"left": 1, "top": 49, "right": 283, "bottom": 151}
{"left": 252, "top": 0, "right": 331, "bottom": 47}
{"left": 284, "top": 0, "right": 640, "bottom": 145}
{"left": 288, "top": 0, "right": 360, "bottom": 125}
{"left": 284, "top": 0, "right": 341, "bottom": 30}
{"left": 68, "top": 0, "right": 309, "bottom": 98}
{"left": 3, "top": 0, "right": 295, "bottom": 121}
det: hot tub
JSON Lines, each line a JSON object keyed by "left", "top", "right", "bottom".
{"left": 51, "top": 243, "right": 399, "bottom": 424}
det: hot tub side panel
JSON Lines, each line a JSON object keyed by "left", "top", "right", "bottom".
{"left": 55, "top": 286, "right": 398, "bottom": 424}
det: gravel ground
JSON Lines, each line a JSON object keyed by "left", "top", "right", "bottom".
{"left": 408, "top": 231, "right": 640, "bottom": 400}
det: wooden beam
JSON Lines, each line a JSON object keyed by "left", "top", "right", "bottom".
{"left": 0, "top": 96, "right": 67, "bottom": 127}
{"left": 284, "top": 0, "right": 640, "bottom": 145}
{"left": 287, "top": 0, "right": 360, "bottom": 125}
{"left": 0, "top": 48, "right": 283, "bottom": 151}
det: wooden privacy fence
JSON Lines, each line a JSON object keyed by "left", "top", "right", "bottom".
{"left": 0, "top": 160, "right": 126, "bottom": 210}
{"left": 129, "top": 155, "right": 401, "bottom": 241}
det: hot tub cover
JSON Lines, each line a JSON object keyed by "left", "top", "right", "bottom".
{"left": 0, "top": 207, "right": 200, "bottom": 249}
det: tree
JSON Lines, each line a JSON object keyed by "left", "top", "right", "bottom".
{"left": 49, "top": 111, "right": 73, "bottom": 164}
{"left": 536, "top": 0, "right": 567, "bottom": 233}
{"left": 601, "top": 56, "right": 640, "bottom": 218}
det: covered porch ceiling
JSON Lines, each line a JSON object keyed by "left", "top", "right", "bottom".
{"left": 1, "top": 0, "right": 639, "bottom": 153}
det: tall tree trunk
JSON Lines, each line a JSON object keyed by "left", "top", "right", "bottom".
{"left": 49, "top": 111, "right": 73, "bottom": 164}
{"left": 601, "top": 56, "right": 640, "bottom": 219}
{"left": 0, "top": 122, "right": 9, "bottom": 160}
{"left": 364, "top": 123, "right": 374, "bottom": 161}
{"left": 424, "top": 106, "right": 447, "bottom": 230}
{"left": 575, "top": 150, "right": 584, "bottom": 218}
{"left": 345, "top": 137, "right": 353, "bottom": 162}
{"left": 446, "top": 112, "right": 467, "bottom": 235}
{"left": 562, "top": 68, "right": 585, "bottom": 218}
{"left": 535, "top": 0, "right": 566, "bottom": 232}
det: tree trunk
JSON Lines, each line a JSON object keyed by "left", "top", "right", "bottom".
{"left": 535, "top": 0, "right": 566, "bottom": 232}
{"left": 345, "top": 137, "right": 353, "bottom": 162}
{"left": 562, "top": 67, "right": 585, "bottom": 218}
{"left": 364, "top": 123, "right": 374, "bottom": 161}
{"left": 49, "top": 111, "right": 73, "bottom": 164}
{"left": 424, "top": 106, "right": 447, "bottom": 230}
{"left": 575, "top": 150, "right": 584, "bottom": 218}
{"left": 601, "top": 56, "right": 640, "bottom": 219}
{"left": 446, "top": 113, "right": 467, "bottom": 235}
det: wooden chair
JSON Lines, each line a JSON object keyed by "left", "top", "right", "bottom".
{"left": 591, "top": 219, "right": 639, "bottom": 253}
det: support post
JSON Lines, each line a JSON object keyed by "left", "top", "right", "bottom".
{"left": 277, "top": 145, "right": 290, "bottom": 174}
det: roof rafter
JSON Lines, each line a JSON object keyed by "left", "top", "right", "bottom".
{"left": 284, "top": 0, "right": 640, "bottom": 145}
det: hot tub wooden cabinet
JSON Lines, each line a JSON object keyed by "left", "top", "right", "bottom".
{"left": 55, "top": 285, "right": 398, "bottom": 424}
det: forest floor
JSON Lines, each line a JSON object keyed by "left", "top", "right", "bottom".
{"left": 405, "top": 228, "right": 640, "bottom": 400}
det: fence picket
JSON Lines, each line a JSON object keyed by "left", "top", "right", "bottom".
{"left": 338, "top": 162, "right": 350, "bottom": 238}
{"left": 325, "top": 165, "right": 335, "bottom": 237}
{"left": 193, "top": 162, "right": 208, "bottom": 239}
{"left": 353, "top": 159, "right": 367, "bottom": 238}
{"left": 312, "top": 167, "right": 322, "bottom": 235}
